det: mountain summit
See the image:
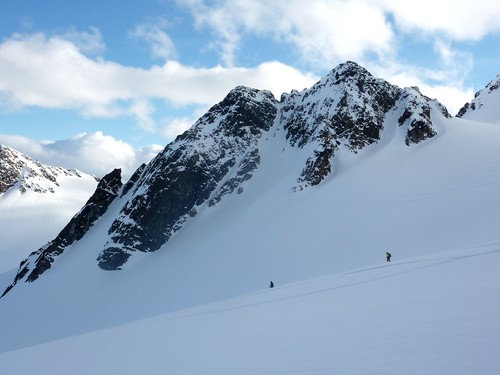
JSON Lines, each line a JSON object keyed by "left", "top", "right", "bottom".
{"left": 3, "top": 61, "right": 451, "bottom": 295}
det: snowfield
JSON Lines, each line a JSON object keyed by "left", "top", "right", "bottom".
{"left": 1, "top": 93, "right": 500, "bottom": 373}
{"left": 1, "top": 244, "right": 499, "bottom": 374}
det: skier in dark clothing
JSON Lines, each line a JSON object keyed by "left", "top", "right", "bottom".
{"left": 269, "top": 281, "right": 274, "bottom": 288}
{"left": 386, "top": 252, "right": 392, "bottom": 262}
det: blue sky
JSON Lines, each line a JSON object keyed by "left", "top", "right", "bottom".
{"left": 1, "top": 0, "right": 500, "bottom": 177}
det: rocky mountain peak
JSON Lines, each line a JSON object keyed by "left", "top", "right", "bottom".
{"left": 328, "top": 60, "right": 372, "bottom": 81}
{"left": 279, "top": 62, "right": 444, "bottom": 189}
{"left": 0, "top": 144, "right": 97, "bottom": 195}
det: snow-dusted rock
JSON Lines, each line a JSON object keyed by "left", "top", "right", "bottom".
{"left": 281, "top": 62, "right": 448, "bottom": 189}
{"left": 457, "top": 74, "right": 500, "bottom": 124}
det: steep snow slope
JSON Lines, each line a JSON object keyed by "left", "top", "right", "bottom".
{"left": 1, "top": 244, "right": 499, "bottom": 374}
{"left": 0, "top": 145, "right": 98, "bottom": 273}
{"left": 1, "top": 113, "right": 500, "bottom": 354}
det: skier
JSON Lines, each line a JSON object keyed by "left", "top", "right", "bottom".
{"left": 386, "top": 252, "right": 392, "bottom": 262}
{"left": 269, "top": 280, "right": 274, "bottom": 288}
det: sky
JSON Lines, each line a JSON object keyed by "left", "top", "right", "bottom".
{"left": 1, "top": 0, "right": 500, "bottom": 177}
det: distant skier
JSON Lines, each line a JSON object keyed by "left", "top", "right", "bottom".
{"left": 269, "top": 280, "right": 274, "bottom": 288}
{"left": 386, "top": 252, "right": 392, "bottom": 262}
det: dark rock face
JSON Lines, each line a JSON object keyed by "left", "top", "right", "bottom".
{"left": 2, "top": 169, "right": 122, "bottom": 297}
{"left": 97, "top": 87, "right": 278, "bottom": 270}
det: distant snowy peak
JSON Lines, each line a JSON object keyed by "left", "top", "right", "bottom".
{"left": 457, "top": 75, "right": 500, "bottom": 124}
{"left": 0, "top": 144, "right": 98, "bottom": 195}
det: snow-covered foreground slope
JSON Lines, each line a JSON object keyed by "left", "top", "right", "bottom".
{"left": 1, "top": 244, "right": 499, "bottom": 375}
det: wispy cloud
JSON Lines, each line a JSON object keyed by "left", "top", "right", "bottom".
{"left": 60, "top": 27, "right": 106, "bottom": 56}
{"left": 180, "top": 0, "right": 394, "bottom": 67}
{"left": 131, "top": 20, "right": 178, "bottom": 60}
{"left": 180, "top": 0, "right": 500, "bottom": 66}
{"left": 380, "top": 0, "right": 500, "bottom": 40}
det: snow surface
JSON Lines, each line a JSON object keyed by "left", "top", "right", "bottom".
{"left": 1, "top": 245, "right": 499, "bottom": 374}
{"left": 1, "top": 113, "right": 500, "bottom": 373}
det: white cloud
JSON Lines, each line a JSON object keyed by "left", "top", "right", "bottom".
{"left": 372, "top": 61, "right": 474, "bottom": 116}
{"left": 0, "top": 132, "right": 164, "bottom": 179}
{"left": 131, "top": 21, "right": 177, "bottom": 60}
{"left": 180, "top": 0, "right": 395, "bottom": 67}
{"left": 181, "top": 0, "right": 500, "bottom": 67}
{"left": 380, "top": 0, "right": 500, "bottom": 40}
{"left": 0, "top": 32, "right": 317, "bottom": 138}
{"left": 60, "top": 27, "right": 106, "bottom": 56}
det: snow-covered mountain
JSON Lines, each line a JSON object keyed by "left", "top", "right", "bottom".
{"left": 457, "top": 73, "right": 500, "bottom": 124}
{"left": 4, "top": 61, "right": 450, "bottom": 286}
{"left": 1, "top": 61, "right": 500, "bottom": 373}
{"left": 0, "top": 145, "right": 98, "bottom": 273}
